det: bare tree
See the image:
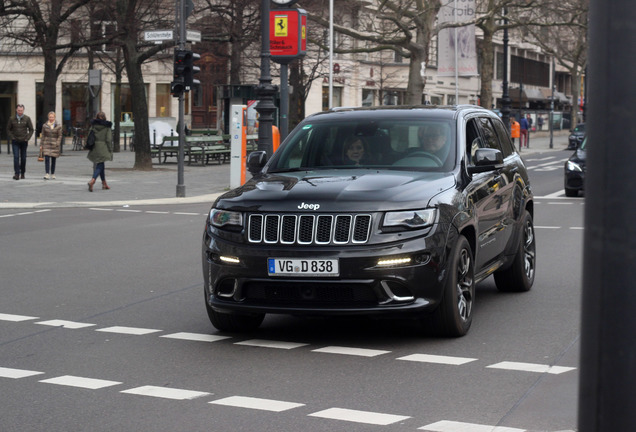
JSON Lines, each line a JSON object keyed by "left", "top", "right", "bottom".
{"left": 197, "top": 0, "right": 260, "bottom": 84}
{"left": 308, "top": 0, "right": 442, "bottom": 105}
{"left": 522, "top": 0, "right": 588, "bottom": 126}
{"left": 0, "top": 0, "right": 96, "bottom": 124}
{"left": 113, "top": 0, "right": 173, "bottom": 170}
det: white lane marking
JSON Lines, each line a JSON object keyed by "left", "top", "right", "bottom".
{"left": 161, "top": 332, "right": 231, "bottom": 342}
{"left": 0, "top": 367, "right": 44, "bottom": 379}
{"left": 309, "top": 407, "right": 410, "bottom": 425}
{"left": 96, "top": 326, "right": 162, "bottom": 335}
{"left": 145, "top": 211, "right": 170, "bottom": 214}
{"left": 0, "top": 313, "right": 38, "bottom": 322}
{"left": 487, "top": 361, "right": 576, "bottom": 375}
{"left": 36, "top": 320, "right": 95, "bottom": 329}
{"left": 312, "top": 346, "right": 390, "bottom": 357}
{"left": 235, "top": 339, "right": 308, "bottom": 350}
{"left": 535, "top": 226, "right": 561, "bottom": 229}
{"left": 0, "top": 209, "right": 51, "bottom": 218}
{"left": 419, "top": 420, "right": 526, "bottom": 431}
{"left": 548, "top": 201, "right": 574, "bottom": 205}
{"left": 173, "top": 212, "right": 201, "bottom": 216}
{"left": 210, "top": 396, "right": 305, "bottom": 412}
{"left": 570, "top": 226, "right": 584, "bottom": 230}
{"left": 89, "top": 208, "right": 113, "bottom": 211}
{"left": 40, "top": 375, "right": 122, "bottom": 389}
{"left": 121, "top": 385, "right": 210, "bottom": 400}
{"left": 525, "top": 156, "right": 556, "bottom": 162}
{"left": 116, "top": 209, "right": 142, "bottom": 213}
{"left": 397, "top": 354, "right": 477, "bottom": 366}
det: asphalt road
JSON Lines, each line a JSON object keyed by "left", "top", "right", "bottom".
{"left": 0, "top": 150, "right": 583, "bottom": 432}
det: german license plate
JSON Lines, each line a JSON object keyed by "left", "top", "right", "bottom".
{"left": 268, "top": 258, "right": 339, "bottom": 276}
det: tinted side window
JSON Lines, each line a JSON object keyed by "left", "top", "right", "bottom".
{"left": 491, "top": 117, "right": 515, "bottom": 157}
{"left": 478, "top": 117, "right": 500, "bottom": 150}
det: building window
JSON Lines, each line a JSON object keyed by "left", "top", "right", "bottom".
{"left": 362, "top": 89, "right": 375, "bottom": 107}
{"left": 322, "top": 86, "right": 342, "bottom": 110}
{"left": 62, "top": 83, "right": 90, "bottom": 134}
{"left": 156, "top": 84, "right": 171, "bottom": 117}
{"left": 111, "top": 83, "right": 149, "bottom": 125}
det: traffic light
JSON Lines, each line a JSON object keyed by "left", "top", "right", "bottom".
{"left": 172, "top": 50, "right": 188, "bottom": 97}
{"left": 184, "top": 51, "right": 200, "bottom": 89}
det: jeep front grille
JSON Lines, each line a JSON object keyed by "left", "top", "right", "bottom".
{"left": 248, "top": 213, "right": 372, "bottom": 245}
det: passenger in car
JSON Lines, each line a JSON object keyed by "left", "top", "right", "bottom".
{"left": 343, "top": 135, "right": 372, "bottom": 165}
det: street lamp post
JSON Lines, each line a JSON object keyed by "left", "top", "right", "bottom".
{"left": 255, "top": 0, "right": 278, "bottom": 157}
{"left": 500, "top": 8, "right": 512, "bottom": 134}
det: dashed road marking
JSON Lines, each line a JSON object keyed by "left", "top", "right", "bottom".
{"left": 419, "top": 420, "right": 525, "bottom": 431}
{"left": 487, "top": 361, "right": 576, "bottom": 375}
{"left": 312, "top": 346, "right": 390, "bottom": 357}
{"left": 36, "top": 319, "right": 95, "bottom": 329}
{"left": 235, "top": 339, "right": 308, "bottom": 350}
{"left": 40, "top": 375, "right": 122, "bottom": 389}
{"left": 0, "top": 313, "right": 38, "bottom": 322}
{"left": 161, "top": 332, "right": 231, "bottom": 342}
{"left": 210, "top": 396, "right": 305, "bottom": 412}
{"left": 397, "top": 353, "right": 477, "bottom": 365}
{"left": 0, "top": 367, "right": 44, "bottom": 379}
{"left": 96, "top": 326, "right": 162, "bottom": 335}
{"left": 309, "top": 407, "right": 410, "bottom": 425}
{"left": 121, "top": 385, "right": 210, "bottom": 400}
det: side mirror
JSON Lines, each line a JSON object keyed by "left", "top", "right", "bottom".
{"left": 467, "top": 148, "right": 504, "bottom": 174}
{"left": 247, "top": 151, "right": 268, "bottom": 175}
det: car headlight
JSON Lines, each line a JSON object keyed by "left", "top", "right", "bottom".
{"left": 566, "top": 161, "right": 582, "bottom": 172}
{"left": 209, "top": 208, "right": 243, "bottom": 228}
{"left": 383, "top": 209, "right": 437, "bottom": 229}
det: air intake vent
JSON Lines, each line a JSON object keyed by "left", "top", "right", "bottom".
{"left": 248, "top": 213, "right": 372, "bottom": 245}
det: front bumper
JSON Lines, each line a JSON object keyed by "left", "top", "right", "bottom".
{"left": 202, "top": 228, "right": 450, "bottom": 317}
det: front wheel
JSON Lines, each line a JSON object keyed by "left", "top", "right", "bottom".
{"left": 425, "top": 235, "right": 475, "bottom": 337}
{"left": 494, "top": 210, "right": 536, "bottom": 292}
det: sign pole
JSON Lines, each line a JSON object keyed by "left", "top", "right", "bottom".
{"left": 176, "top": 0, "right": 186, "bottom": 197}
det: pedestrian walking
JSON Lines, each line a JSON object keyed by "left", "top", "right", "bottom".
{"left": 7, "top": 104, "right": 34, "bottom": 180}
{"left": 537, "top": 115, "right": 544, "bottom": 131}
{"left": 40, "top": 111, "right": 62, "bottom": 180}
{"left": 510, "top": 116, "right": 520, "bottom": 147}
{"left": 526, "top": 113, "right": 533, "bottom": 148}
{"left": 519, "top": 114, "right": 529, "bottom": 148}
{"left": 86, "top": 111, "right": 113, "bottom": 192}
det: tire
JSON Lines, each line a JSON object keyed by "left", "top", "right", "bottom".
{"left": 494, "top": 210, "right": 536, "bottom": 292}
{"left": 426, "top": 235, "right": 475, "bottom": 337}
{"left": 205, "top": 293, "right": 265, "bottom": 332}
{"left": 564, "top": 187, "right": 578, "bottom": 197}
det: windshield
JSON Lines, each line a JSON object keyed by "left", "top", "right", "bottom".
{"left": 267, "top": 118, "right": 456, "bottom": 172}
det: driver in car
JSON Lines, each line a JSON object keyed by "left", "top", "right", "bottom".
{"left": 417, "top": 124, "right": 449, "bottom": 162}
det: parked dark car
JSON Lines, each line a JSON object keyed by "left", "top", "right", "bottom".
{"left": 564, "top": 135, "right": 587, "bottom": 197}
{"left": 568, "top": 123, "right": 585, "bottom": 149}
{"left": 202, "top": 105, "right": 536, "bottom": 337}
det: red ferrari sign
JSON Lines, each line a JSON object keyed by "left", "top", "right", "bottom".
{"left": 270, "top": 8, "right": 307, "bottom": 64}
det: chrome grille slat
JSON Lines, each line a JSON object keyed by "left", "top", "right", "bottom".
{"left": 247, "top": 213, "right": 371, "bottom": 245}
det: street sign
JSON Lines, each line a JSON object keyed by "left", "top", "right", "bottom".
{"left": 144, "top": 30, "right": 174, "bottom": 41}
{"left": 186, "top": 30, "right": 201, "bottom": 43}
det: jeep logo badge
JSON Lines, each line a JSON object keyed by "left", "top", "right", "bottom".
{"left": 298, "top": 202, "right": 320, "bottom": 210}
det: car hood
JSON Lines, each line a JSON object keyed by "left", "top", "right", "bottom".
{"left": 214, "top": 169, "right": 456, "bottom": 212}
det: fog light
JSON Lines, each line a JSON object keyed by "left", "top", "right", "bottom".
{"left": 377, "top": 256, "right": 412, "bottom": 267}
{"left": 219, "top": 255, "right": 240, "bottom": 264}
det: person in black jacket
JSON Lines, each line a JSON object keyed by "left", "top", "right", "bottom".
{"left": 7, "top": 104, "right": 34, "bottom": 180}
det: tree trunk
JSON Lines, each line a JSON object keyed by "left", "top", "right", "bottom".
{"left": 123, "top": 44, "right": 152, "bottom": 170}
{"left": 42, "top": 49, "right": 58, "bottom": 127}
{"left": 479, "top": 29, "right": 495, "bottom": 109}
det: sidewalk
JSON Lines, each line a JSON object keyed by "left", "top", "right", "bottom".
{"left": 0, "top": 130, "right": 570, "bottom": 209}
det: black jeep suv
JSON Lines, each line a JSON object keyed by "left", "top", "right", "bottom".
{"left": 202, "top": 105, "right": 535, "bottom": 336}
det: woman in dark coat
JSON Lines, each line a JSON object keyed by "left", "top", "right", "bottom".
{"left": 40, "top": 111, "right": 63, "bottom": 179}
{"left": 87, "top": 111, "right": 113, "bottom": 192}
